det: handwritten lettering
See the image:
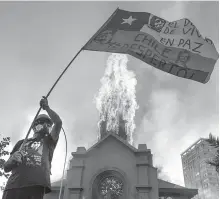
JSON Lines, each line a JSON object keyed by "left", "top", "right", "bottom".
{"left": 190, "top": 27, "right": 195, "bottom": 36}
{"left": 177, "top": 38, "right": 202, "bottom": 53}
{"left": 160, "top": 38, "right": 166, "bottom": 44}
{"left": 170, "top": 29, "right": 175, "bottom": 34}
{"left": 168, "top": 64, "right": 176, "bottom": 73}
{"left": 154, "top": 44, "right": 161, "bottom": 54}
{"left": 183, "top": 27, "right": 192, "bottom": 35}
{"left": 121, "top": 44, "right": 129, "bottom": 49}
{"left": 130, "top": 44, "right": 138, "bottom": 50}
{"left": 151, "top": 40, "right": 156, "bottom": 48}
{"left": 184, "top": 19, "right": 193, "bottom": 27}
{"left": 135, "top": 33, "right": 166, "bottom": 56}
{"left": 163, "top": 27, "right": 175, "bottom": 34}
{"left": 145, "top": 49, "right": 153, "bottom": 57}
{"left": 160, "top": 38, "right": 175, "bottom": 47}
{"left": 92, "top": 30, "right": 209, "bottom": 83}
{"left": 182, "top": 19, "right": 204, "bottom": 40}
{"left": 158, "top": 59, "right": 166, "bottom": 69}
{"left": 138, "top": 45, "right": 148, "bottom": 57}
{"left": 192, "top": 42, "right": 203, "bottom": 53}
{"left": 182, "top": 39, "right": 191, "bottom": 49}
{"left": 183, "top": 26, "right": 196, "bottom": 36}
{"left": 150, "top": 54, "right": 160, "bottom": 66}
{"left": 196, "top": 29, "right": 201, "bottom": 38}
{"left": 178, "top": 39, "right": 185, "bottom": 47}
{"left": 169, "top": 64, "right": 197, "bottom": 80}
{"left": 168, "top": 21, "right": 178, "bottom": 28}
{"left": 124, "top": 42, "right": 167, "bottom": 70}
{"left": 108, "top": 42, "right": 123, "bottom": 50}
{"left": 167, "top": 38, "right": 174, "bottom": 46}
{"left": 205, "top": 37, "right": 213, "bottom": 45}
{"left": 123, "top": 41, "right": 202, "bottom": 82}
{"left": 142, "top": 35, "right": 154, "bottom": 46}
{"left": 111, "top": 32, "right": 203, "bottom": 57}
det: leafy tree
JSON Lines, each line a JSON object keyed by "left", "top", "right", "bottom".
{"left": 0, "top": 136, "right": 11, "bottom": 190}
{"left": 205, "top": 133, "right": 219, "bottom": 173}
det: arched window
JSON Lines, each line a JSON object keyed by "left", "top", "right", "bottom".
{"left": 92, "top": 170, "right": 126, "bottom": 199}
{"left": 99, "top": 176, "right": 123, "bottom": 199}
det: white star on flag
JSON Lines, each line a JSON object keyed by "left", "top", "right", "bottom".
{"left": 121, "top": 16, "right": 137, "bottom": 25}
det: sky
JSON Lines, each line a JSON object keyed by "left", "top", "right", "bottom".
{"left": 0, "top": 0, "right": 219, "bottom": 193}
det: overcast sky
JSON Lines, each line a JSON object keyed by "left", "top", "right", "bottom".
{"left": 0, "top": 0, "right": 218, "bottom": 191}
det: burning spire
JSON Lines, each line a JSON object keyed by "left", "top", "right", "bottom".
{"left": 95, "top": 53, "right": 138, "bottom": 144}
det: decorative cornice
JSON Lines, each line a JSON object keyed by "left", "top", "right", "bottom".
{"left": 69, "top": 165, "right": 85, "bottom": 169}
{"left": 71, "top": 152, "right": 86, "bottom": 157}
{"left": 69, "top": 187, "right": 83, "bottom": 193}
{"left": 136, "top": 162, "right": 155, "bottom": 169}
{"left": 159, "top": 188, "right": 198, "bottom": 197}
{"left": 135, "top": 185, "right": 152, "bottom": 192}
{"left": 136, "top": 162, "right": 149, "bottom": 166}
{"left": 51, "top": 186, "right": 65, "bottom": 192}
{"left": 134, "top": 149, "right": 151, "bottom": 153}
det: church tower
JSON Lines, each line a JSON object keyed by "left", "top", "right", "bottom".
{"left": 99, "top": 114, "right": 127, "bottom": 141}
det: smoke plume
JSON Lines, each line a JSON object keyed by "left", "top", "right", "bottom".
{"left": 95, "top": 53, "right": 138, "bottom": 144}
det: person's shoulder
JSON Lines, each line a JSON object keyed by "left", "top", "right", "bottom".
{"left": 44, "top": 134, "right": 58, "bottom": 146}
{"left": 18, "top": 139, "right": 25, "bottom": 143}
{"left": 13, "top": 139, "right": 24, "bottom": 147}
{"left": 10, "top": 139, "right": 25, "bottom": 154}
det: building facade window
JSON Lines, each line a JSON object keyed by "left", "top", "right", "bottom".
{"left": 99, "top": 176, "right": 123, "bottom": 199}
{"left": 92, "top": 170, "right": 126, "bottom": 199}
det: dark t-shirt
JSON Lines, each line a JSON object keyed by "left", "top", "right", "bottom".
{"left": 4, "top": 134, "right": 58, "bottom": 193}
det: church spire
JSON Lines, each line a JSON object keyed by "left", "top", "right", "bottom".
{"left": 99, "top": 113, "right": 128, "bottom": 141}
{"left": 95, "top": 54, "right": 138, "bottom": 145}
{"left": 117, "top": 114, "right": 127, "bottom": 140}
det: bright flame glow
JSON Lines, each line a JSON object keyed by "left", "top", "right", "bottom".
{"left": 95, "top": 53, "right": 138, "bottom": 144}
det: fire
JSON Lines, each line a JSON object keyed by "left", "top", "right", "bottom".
{"left": 95, "top": 53, "right": 138, "bottom": 144}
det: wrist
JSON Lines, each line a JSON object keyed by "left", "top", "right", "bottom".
{"left": 44, "top": 105, "right": 50, "bottom": 110}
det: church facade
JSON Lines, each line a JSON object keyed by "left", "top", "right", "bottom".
{"left": 44, "top": 133, "right": 197, "bottom": 199}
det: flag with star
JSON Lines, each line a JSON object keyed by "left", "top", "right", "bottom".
{"left": 83, "top": 8, "right": 219, "bottom": 83}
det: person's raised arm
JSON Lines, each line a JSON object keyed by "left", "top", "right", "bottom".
{"left": 40, "top": 97, "right": 62, "bottom": 142}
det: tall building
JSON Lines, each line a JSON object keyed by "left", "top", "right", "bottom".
{"left": 181, "top": 138, "right": 219, "bottom": 199}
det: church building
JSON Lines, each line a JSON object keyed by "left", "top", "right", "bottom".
{"left": 44, "top": 120, "right": 198, "bottom": 199}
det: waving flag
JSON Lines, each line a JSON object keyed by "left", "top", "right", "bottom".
{"left": 83, "top": 8, "right": 219, "bottom": 83}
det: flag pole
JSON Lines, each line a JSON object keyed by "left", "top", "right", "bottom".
{"left": 19, "top": 48, "right": 83, "bottom": 150}
{"left": 19, "top": 7, "right": 120, "bottom": 150}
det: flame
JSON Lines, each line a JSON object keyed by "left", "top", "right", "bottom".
{"left": 95, "top": 53, "right": 138, "bottom": 144}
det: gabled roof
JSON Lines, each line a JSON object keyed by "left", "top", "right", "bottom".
{"left": 86, "top": 133, "right": 138, "bottom": 153}
{"left": 158, "top": 179, "right": 185, "bottom": 189}
{"left": 158, "top": 179, "right": 198, "bottom": 198}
